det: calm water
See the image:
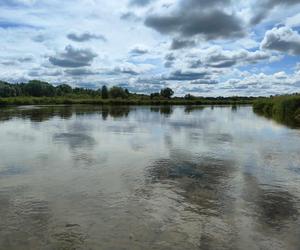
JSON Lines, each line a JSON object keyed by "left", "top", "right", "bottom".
{"left": 0, "top": 105, "right": 300, "bottom": 250}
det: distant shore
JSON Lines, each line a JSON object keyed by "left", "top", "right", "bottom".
{"left": 0, "top": 96, "right": 254, "bottom": 106}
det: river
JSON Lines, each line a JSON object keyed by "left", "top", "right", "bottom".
{"left": 0, "top": 105, "right": 299, "bottom": 250}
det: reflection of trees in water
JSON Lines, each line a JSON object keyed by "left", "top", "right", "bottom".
{"left": 0, "top": 105, "right": 132, "bottom": 122}
{"left": 184, "top": 105, "right": 205, "bottom": 114}
{"left": 150, "top": 106, "right": 173, "bottom": 117}
{"left": 231, "top": 105, "right": 238, "bottom": 112}
{"left": 0, "top": 106, "right": 73, "bottom": 122}
{"left": 101, "top": 106, "right": 130, "bottom": 120}
{"left": 1, "top": 105, "right": 209, "bottom": 122}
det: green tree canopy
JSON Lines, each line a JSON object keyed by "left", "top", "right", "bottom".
{"left": 24, "top": 80, "right": 56, "bottom": 97}
{"left": 56, "top": 84, "right": 73, "bottom": 95}
{"left": 160, "top": 87, "right": 174, "bottom": 99}
{"left": 109, "top": 86, "right": 128, "bottom": 99}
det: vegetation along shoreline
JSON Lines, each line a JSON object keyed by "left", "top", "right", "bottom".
{"left": 1, "top": 80, "right": 300, "bottom": 127}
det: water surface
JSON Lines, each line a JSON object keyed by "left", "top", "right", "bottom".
{"left": 0, "top": 105, "right": 300, "bottom": 250}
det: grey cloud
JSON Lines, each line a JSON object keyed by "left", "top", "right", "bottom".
{"left": 135, "top": 76, "right": 167, "bottom": 86}
{"left": 164, "top": 70, "right": 210, "bottom": 81}
{"left": 191, "top": 79, "right": 218, "bottom": 85}
{"left": 120, "top": 12, "right": 141, "bottom": 22}
{"left": 28, "top": 69, "right": 63, "bottom": 77}
{"left": 251, "top": 0, "right": 300, "bottom": 25}
{"left": 180, "top": 0, "right": 231, "bottom": 9}
{"left": 144, "top": 0, "right": 244, "bottom": 40}
{"left": 209, "top": 60, "right": 237, "bottom": 68}
{"left": 112, "top": 67, "right": 139, "bottom": 75}
{"left": 32, "top": 34, "right": 48, "bottom": 43}
{"left": 49, "top": 45, "right": 97, "bottom": 68}
{"left": 65, "top": 68, "right": 97, "bottom": 76}
{"left": 189, "top": 59, "right": 202, "bottom": 68}
{"left": 189, "top": 48, "right": 270, "bottom": 69}
{"left": 170, "top": 39, "right": 196, "bottom": 50}
{"left": 130, "top": 46, "right": 149, "bottom": 55}
{"left": 164, "top": 61, "right": 173, "bottom": 68}
{"left": 261, "top": 26, "right": 300, "bottom": 55}
{"left": 165, "top": 53, "right": 176, "bottom": 61}
{"left": 129, "top": 0, "right": 153, "bottom": 7}
{"left": 18, "top": 56, "right": 34, "bottom": 63}
{"left": 67, "top": 32, "right": 107, "bottom": 42}
{"left": 1, "top": 56, "right": 34, "bottom": 66}
{"left": 1, "top": 61, "right": 15, "bottom": 66}
{"left": 164, "top": 53, "right": 176, "bottom": 68}
{"left": 182, "top": 86, "right": 212, "bottom": 94}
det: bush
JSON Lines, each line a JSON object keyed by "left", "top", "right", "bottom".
{"left": 109, "top": 86, "right": 128, "bottom": 99}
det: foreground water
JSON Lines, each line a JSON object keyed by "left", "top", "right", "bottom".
{"left": 0, "top": 105, "right": 299, "bottom": 250}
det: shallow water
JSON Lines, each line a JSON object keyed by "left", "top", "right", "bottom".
{"left": 0, "top": 105, "right": 300, "bottom": 250}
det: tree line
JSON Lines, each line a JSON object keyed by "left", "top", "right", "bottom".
{"left": 0, "top": 80, "right": 176, "bottom": 99}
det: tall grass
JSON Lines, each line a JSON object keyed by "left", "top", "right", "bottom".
{"left": 253, "top": 95, "right": 300, "bottom": 127}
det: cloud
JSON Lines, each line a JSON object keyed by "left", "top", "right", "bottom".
{"left": 28, "top": 68, "right": 63, "bottom": 77}
{"left": 130, "top": 45, "right": 149, "bottom": 55}
{"left": 49, "top": 45, "right": 97, "bottom": 68}
{"left": 144, "top": 0, "right": 245, "bottom": 40}
{"left": 285, "top": 13, "right": 300, "bottom": 27}
{"left": 67, "top": 32, "right": 107, "bottom": 42}
{"left": 164, "top": 52, "right": 176, "bottom": 67}
{"left": 120, "top": 11, "right": 141, "bottom": 22}
{"left": 191, "top": 79, "right": 218, "bottom": 85}
{"left": 129, "top": 0, "right": 153, "bottom": 7}
{"left": 251, "top": 0, "right": 300, "bottom": 25}
{"left": 170, "top": 38, "right": 196, "bottom": 50}
{"left": 187, "top": 47, "right": 270, "bottom": 69}
{"left": 220, "top": 70, "right": 300, "bottom": 96}
{"left": 112, "top": 63, "right": 154, "bottom": 75}
{"left": 0, "top": 0, "right": 36, "bottom": 7}
{"left": 0, "top": 20, "right": 38, "bottom": 29}
{"left": 164, "top": 69, "right": 211, "bottom": 81}
{"left": 64, "top": 68, "right": 97, "bottom": 76}
{"left": 261, "top": 26, "right": 300, "bottom": 55}
{"left": 18, "top": 56, "right": 34, "bottom": 63}
{"left": 32, "top": 34, "right": 48, "bottom": 43}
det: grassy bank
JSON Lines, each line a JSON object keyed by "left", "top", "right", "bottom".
{"left": 253, "top": 95, "right": 300, "bottom": 127}
{"left": 0, "top": 96, "right": 255, "bottom": 106}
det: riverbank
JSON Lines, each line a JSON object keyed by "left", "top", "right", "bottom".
{"left": 253, "top": 95, "right": 300, "bottom": 127}
{"left": 0, "top": 96, "right": 255, "bottom": 106}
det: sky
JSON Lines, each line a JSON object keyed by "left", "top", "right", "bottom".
{"left": 1, "top": 0, "right": 300, "bottom": 96}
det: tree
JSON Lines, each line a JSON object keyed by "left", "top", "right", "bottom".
{"left": 24, "top": 80, "right": 55, "bottom": 97}
{"left": 101, "top": 85, "right": 109, "bottom": 99}
{"left": 160, "top": 87, "right": 174, "bottom": 99}
{"left": 184, "top": 94, "right": 195, "bottom": 100}
{"left": 56, "top": 84, "right": 72, "bottom": 95}
{"left": 109, "top": 86, "right": 127, "bottom": 99}
{"left": 0, "top": 82, "right": 17, "bottom": 97}
{"left": 150, "top": 92, "right": 160, "bottom": 99}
